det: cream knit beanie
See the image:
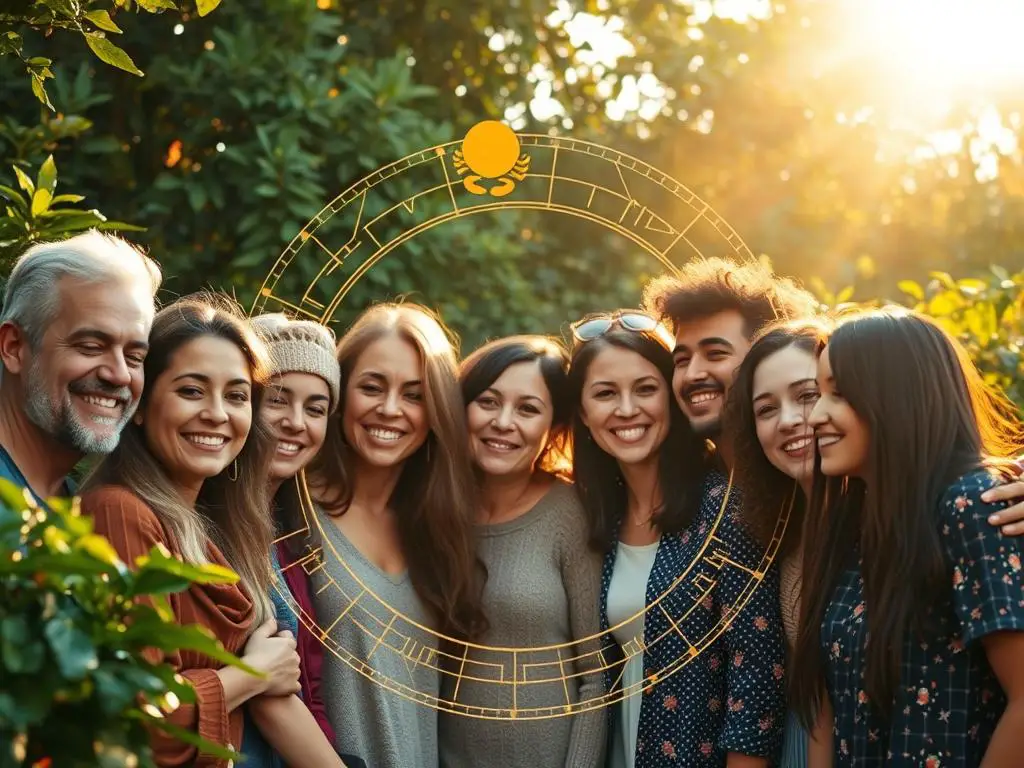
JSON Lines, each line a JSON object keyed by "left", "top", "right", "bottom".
{"left": 250, "top": 313, "right": 341, "bottom": 412}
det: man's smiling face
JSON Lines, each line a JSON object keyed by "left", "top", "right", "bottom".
{"left": 671, "top": 309, "right": 752, "bottom": 439}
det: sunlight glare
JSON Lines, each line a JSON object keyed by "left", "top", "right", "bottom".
{"left": 851, "top": 0, "right": 1024, "bottom": 95}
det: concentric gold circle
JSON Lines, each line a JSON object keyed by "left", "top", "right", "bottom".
{"left": 254, "top": 127, "right": 784, "bottom": 719}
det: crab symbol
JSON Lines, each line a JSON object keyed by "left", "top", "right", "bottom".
{"left": 452, "top": 120, "right": 530, "bottom": 197}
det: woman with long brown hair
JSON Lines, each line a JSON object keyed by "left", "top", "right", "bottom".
{"left": 82, "top": 294, "right": 301, "bottom": 767}
{"left": 790, "top": 309, "right": 1024, "bottom": 766}
{"left": 724, "top": 318, "right": 840, "bottom": 767}
{"left": 307, "top": 302, "right": 486, "bottom": 768}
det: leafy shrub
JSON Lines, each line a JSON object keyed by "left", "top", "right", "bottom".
{"left": 0, "top": 0, "right": 223, "bottom": 110}
{"left": 0, "top": 154, "right": 142, "bottom": 274}
{"left": 0, "top": 478, "right": 252, "bottom": 767}
{"left": 812, "top": 265, "right": 1023, "bottom": 411}
{"left": 898, "top": 267, "right": 1024, "bottom": 411}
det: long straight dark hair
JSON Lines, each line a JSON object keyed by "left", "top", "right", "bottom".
{"left": 567, "top": 328, "right": 705, "bottom": 552}
{"left": 791, "top": 309, "right": 1023, "bottom": 726}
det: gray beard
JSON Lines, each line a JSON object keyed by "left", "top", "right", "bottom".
{"left": 22, "top": 357, "right": 134, "bottom": 455}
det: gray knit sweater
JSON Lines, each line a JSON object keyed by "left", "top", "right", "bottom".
{"left": 438, "top": 480, "right": 607, "bottom": 768}
{"left": 311, "top": 507, "right": 440, "bottom": 768}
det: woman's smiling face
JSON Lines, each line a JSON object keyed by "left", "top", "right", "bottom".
{"left": 579, "top": 344, "right": 671, "bottom": 468}
{"left": 341, "top": 333, "right": 430, "bottom": 469}
{"left": 140, "top": 335, "right": 254, "bottom": 496}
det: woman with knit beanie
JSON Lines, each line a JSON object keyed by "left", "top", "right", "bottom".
{"left": 239, "top": 314, "right": 364, "bottom": 768}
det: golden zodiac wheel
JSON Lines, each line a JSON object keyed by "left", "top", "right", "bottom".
{"left": 253, "top": 121, "right": 786, "bottom": 719}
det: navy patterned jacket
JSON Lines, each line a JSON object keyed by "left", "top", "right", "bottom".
{"left": 599, "top": 470, "right": 786, "bottom": 766}
{"left": 821, "top": 468, "right": 1023, "bottom": 766}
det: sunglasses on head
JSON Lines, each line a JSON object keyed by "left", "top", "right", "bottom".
{"left": 570, "top": 311, "right": 675, "bottom": 350}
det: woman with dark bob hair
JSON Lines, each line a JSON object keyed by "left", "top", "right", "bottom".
{"left": 790, "top": 309, "right": 1024, "bottom": 766}
{"left": 438, "top": 335, "right": 605, "bottom": 768}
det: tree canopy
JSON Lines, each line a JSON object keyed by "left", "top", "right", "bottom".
{"left": 0, "top": 0, "right": 1021, "bottom": 360}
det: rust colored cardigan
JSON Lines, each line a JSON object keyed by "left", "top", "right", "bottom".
{"left": 83, "top": 484, "right": 253, "bottom": 768}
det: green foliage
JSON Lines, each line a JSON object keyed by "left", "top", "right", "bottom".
{"left": 0, "top": 0, "right": 1021, "bottom": 351}
{"left": 0, "top": 0, "right": 222, "bottom": 110}
{"left": 898, "top": 267, "right": 1024, "bottom": 410}
{"left": 0, "top": 153, "right": 143, "bottom": 273}
{"left": 0, "top": 479, "right": 250, "bottom": 767}
{"left": 812, "top": 266, "right": 1024, "bottom": 411}
{"left": 0, "top": 0, "right": 652, "bottom": 348}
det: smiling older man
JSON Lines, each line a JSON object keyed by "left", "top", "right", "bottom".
{"left": 0, "top": 231, "right": 162, "bottom": 503}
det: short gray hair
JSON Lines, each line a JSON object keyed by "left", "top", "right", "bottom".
{"left": 1, "top": 230, "right": 162, "bottom": 348}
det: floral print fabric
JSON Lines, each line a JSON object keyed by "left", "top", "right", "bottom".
{"left": 599, "top": 470, "right": 786, "bottom": 766}
{"left": 821, "top": 468, "right": 1024, "bottom": 766}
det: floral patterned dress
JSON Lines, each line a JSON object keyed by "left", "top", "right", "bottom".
{"left": 821, "top": 468, "right": 1024, "bottom": 766}
{"left": 599, "top": 470, "right": 786, "bottom": 766}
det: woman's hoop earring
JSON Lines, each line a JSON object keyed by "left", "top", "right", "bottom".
{"left": 228, "top": 460, "right": 238, "bottom": 482}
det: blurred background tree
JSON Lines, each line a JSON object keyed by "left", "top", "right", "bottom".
{"left": 0, "top": 0, "right": 1021, "bottom": 396}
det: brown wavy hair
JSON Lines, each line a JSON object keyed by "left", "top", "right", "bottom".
{"left": 311, "top": 303, "right": 487, "bottom": 640}
{"left": 791, "top": 308, "right": 1024, "bottom": 726}
{"left": 642, "top": 257, "right": 821, "bottom": 338}
{"left": 724, "top": 317, "right": 833, "bottom": 558}
{"left": 86, "top": 293, "right": 277, "bottom": 624}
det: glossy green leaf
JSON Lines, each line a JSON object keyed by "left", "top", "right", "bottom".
{"left": 84, "top": 35, "right": 144, "bottom": 77}
{"left": 5, "top": 552, "right": 117, "bottom": 576}
{"left": 0, "top": 184, "right": 27, "bottom": 205}
{"left": 125, "top": 621, "right": 259, "bottom": 675}
{"left": 130, "top": 568, "right": 194, "bottom": 597}
{"left": 94, "top": 220, "right": 147, "bottom": 232}
{"left": 139, "top": 547, "right": 240, "bottom": 585}
{"left": 50, "top": 193, "right": 85, "bottom": 205}
{"left": 85, "top": 10, "right": 124, "bottom": 33}
{"left": 76, "top": 534, "right": 122, "bottom": 566}
{"left": 30, "top": 73, "right": 54, "bottom": 111}
{"left": 36, "top": 154, "right": 58, "bottom": 194}
{"left": 32, "top": 213, "right": 108, "bottom": 234}
{"left": 136, "top": 0, "right": 179, "bottom": 10}
{"left": 31, "top": 188, "right": 52, "bottom": 216}
{"left": 12, "top": 166, "right": 34, "bottom": 196}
